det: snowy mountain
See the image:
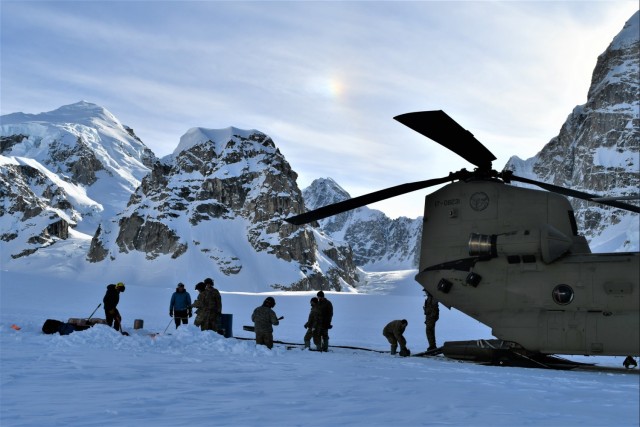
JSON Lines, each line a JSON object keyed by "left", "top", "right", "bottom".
{"left": 1, "top": 101, "right": 156, "bottom": 260}
{"left": 303, "top": 178, "right": 421, "bottom": 270}
{"left": 1, "top": 103, "right": 358, "bottom": 292}
{"left": 87, "top": 127, "right": 359, "bottom": 291}
{"left": 505, "top": 11, "right": 640, "bottom": 252}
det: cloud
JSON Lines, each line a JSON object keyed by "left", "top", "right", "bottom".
{"left": 2, "top": 0, "right": 638, "bottom": 218}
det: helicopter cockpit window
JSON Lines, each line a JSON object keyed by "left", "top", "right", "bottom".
{"left": 552, "top": 284, "right": 574, "bottom": 305}
{"left": 568, "top": 211, "right": 579, "bottom": 236}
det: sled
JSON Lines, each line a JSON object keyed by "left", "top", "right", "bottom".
{"left": 67, "top": 317, "right": 107, "bottom": 327}
{"left": 42, "top": 317, "right": 109, "bottom": 336}
{"left": 42, "top": 319, "right": 84, "bottom": 335}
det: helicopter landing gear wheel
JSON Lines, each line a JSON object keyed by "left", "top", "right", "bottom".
{"left": 623, "top": 356, "right": 637, "bottom": 369}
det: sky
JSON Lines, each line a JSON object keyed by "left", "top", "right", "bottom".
{"left": 1, "top": 269, "right": 638, "bottom": 427}
{"left": 1, "top": 1, "right": 638, "bottom": 218}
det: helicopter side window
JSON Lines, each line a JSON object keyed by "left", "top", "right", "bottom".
{"left": 568, "top": 211, "right": 579, "bottom": 236}
{"left": 552, "top": 284, "right": 574, "bottom": 305}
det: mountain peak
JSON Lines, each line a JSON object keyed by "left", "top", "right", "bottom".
{"left": 173, "top": 126, "right": 263, "bottom": 156}
{"left": 610, "top": 11, "right": 639, "bottom": 51}
{"left": 304, "top": 177, "right": 351, "bottom": 208}
{"left": 1, "top": 101, "right": 120, "bottom": 128}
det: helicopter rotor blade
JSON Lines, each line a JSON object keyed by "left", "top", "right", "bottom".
{"left": 285, "top": 173, "right": 461, "bottom": 225}
{"left": 505, "top": 173, "right": 640, "bottom": 214}
{"left": 591, "top": 195, "right": 639, "bottom": 202}
{"left": 394, "top": 110, "right": 497, "bottom": 170}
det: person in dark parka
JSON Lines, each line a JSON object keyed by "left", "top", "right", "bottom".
{"left": 192, "top": 282, "right": 212, "bottom": 331}
{"left": 424, "top": 292, "right": 440, "bottom": 351}
{"left": 251, "top": 296, "right": 282, "bottom": 349}
{"left": 316, "top": 291, "right": 333, "bottom": 351}
{"left": 203, "top": 278, "right": 222, "bottom": 332}
{"left": 383, "top": 319, "right": 410, "bottom": 356}
{"left": 303, "top": 297, "right": 321, "bottom": 350}
{"left": 103, "top": 282, "right": 125, "bottom": 332}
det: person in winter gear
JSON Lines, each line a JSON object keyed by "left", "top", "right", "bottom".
{"left": 169, "top": 282, "right": 192, "bottom": 329}
{"left": 316, "top": 291, "right": 333, "bottom": 351}
{"left": 251, "top": 296, "right": 282, "bottom": 349}
{"left": 103, "top": 282, "right": 125, "bottom": 332}
{"left": 303, "top": 297, "right": 321, "bottom": 350}
{"left": 383, "top": 319, "right": 410, "bottom": 356}
{"left": 192, "top": 282, "right": 213, "bottom": 331}
{"left": 424, "top": 292, "right": 440, "bottom": 351}
{"left": 203, "top": 278, "right": 222, "bottom": 332}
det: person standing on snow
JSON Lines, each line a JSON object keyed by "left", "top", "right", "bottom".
{"left": 103, "top": 282, "right": 125, "bottom": 333}
{"left": 203, "top": 277, "right": 222, "bottom": 333}
{"left": 169, "top": 282, "right": 192, "bottom": 329}
{"left": 316, "top": 291, "right": 333, "bottom": 351}
{"left": 424, "top": 292, "right": 440, "bottom": 351}
{"left": 303, "top": 297, "right": 321, "bottom": 350}
{"left": 383, "top": 319, "right": 410, "bottom": 356}
{"left": 192, "top": 282, "right": 213, "bottom": 331}
{"left": 251, "top": 296, "right": 283, "bottom": 349}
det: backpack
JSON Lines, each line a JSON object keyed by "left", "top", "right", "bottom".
{"left": 42, "top": 319, "right": 64, "bottom": 334}
{"left": 58, "top": 323, "right": 76, "bottom": 335}
{"left": 42, "top": 319, "right": 77, "bottom": 335}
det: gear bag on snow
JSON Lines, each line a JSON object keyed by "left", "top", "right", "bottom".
{"left": 42, "top": 319, "right": 64, "bottom": 334}
{"left": 42, "top": 319, "right": 84, "bottom": 336}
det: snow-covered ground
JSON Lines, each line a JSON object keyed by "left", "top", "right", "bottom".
{"left": 1, "top": 269, "right": 638, "bottom": 427}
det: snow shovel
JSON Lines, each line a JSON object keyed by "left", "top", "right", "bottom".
{"left": 87, "top": 303, "right": 101, "bottom": 321}
{"left": 147, "top": 318, "right": 174, "bottom": 339}
{"left": 162, "top": 317, "right": 173, "bottom": 334}
{"left": 114, "top": 312, "right": 129, "bottom": 336}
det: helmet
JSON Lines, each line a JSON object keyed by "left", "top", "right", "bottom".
{"left": 195, "top": 282, "right": 205, "bottom": 292}
{"left": 317, "top": 291, "right": 324, "bottom": 298}
{"left": 115, "top": 282, "right": 126, "bottom": 292}
{"left": 310, "top": 297, "right": 318, "bottom": 305}
{"left": 264, "top": 296, "right": 276, "bottom": 308}
{"left": 204, "top": 277, "right": 214, "bottom": 286}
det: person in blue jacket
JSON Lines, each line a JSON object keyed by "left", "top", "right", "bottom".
{"left": 169, "top": 282, "right": 192, "bottom": 329}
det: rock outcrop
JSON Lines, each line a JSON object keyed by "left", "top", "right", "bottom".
{"left": 505, "top": 11, "right": 639, "bottom": 252}
{"left": 303, "top": 178, "right": 421, "bottom": 270}
{"left": 88, "top": 128, "right": 359, "bottom": 291}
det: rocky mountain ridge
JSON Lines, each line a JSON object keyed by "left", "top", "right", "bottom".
{"left": 505, "top": 11, "right": 639, "bottom": 252}
{"left": 302, "top": 178, "right": 421, "bottom": 270}
{"left": 1, "top": 101, "right": 156, "bottom": 259}
{"left": 1, "top": 106, "right": 358, "bottom": 292}
{"left": 87, "top": 126, "right": 358, "bottom": 291}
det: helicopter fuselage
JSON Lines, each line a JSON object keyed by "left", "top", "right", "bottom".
{"left": 416, "top": 179, "right": 639, "bottom": 357}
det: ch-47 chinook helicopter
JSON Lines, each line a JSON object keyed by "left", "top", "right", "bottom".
{"left": 286, "top": 110, "right": 640, "bottom": 369}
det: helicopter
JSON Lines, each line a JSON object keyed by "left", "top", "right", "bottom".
{"left": 286, "top": 110, "right": 639, "bottom": 368}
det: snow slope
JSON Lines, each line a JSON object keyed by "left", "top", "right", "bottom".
{"left": 1, "top": 269, "right": 638, "bottom": 427}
